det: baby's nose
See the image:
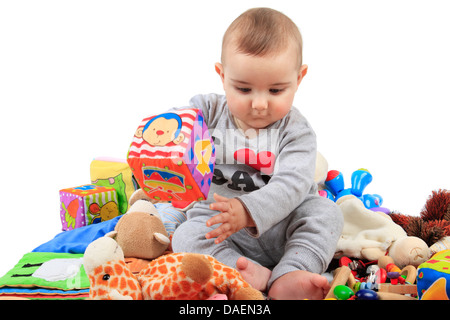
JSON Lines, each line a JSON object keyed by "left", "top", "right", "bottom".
{"left": 252, "top": 100, "right": 268, "bottom": 111}
{"left": 156, "top": 130, "right": 164, "bottom": 136}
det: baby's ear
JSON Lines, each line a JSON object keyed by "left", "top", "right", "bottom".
{"left": 300, "top": 64, "right": 308, "bottom": 78}
{"left": 215, "top": 62, "right": 225, "bottom": 83}
{"left": 297, "top": 64, "right": 308, "bottom": 86}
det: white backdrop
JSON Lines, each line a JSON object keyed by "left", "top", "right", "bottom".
{"left": 1, "top": 0, "right": 449, "bottom": 276}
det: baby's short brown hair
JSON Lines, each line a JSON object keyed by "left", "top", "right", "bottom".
{"left": 221, "top": 7, "right": 303, "bottom": 68}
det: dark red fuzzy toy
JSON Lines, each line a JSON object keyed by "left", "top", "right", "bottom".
{"left": 390, "top": 189, "right": 450, "bottom": 247}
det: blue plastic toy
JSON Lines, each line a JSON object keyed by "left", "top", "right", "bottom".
{"left": 323, "top": 168, "right": 383, "bottom": 209}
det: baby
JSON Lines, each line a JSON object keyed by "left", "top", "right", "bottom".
{"left": 171, "top": 7, "right": 343, "bottom": 300}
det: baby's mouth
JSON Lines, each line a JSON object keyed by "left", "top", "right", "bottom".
{"left": 253, "top": 110, "right": 268, "bottom": 116}
{"left": 252, "top": 114, "right": 268, "bottom": 119}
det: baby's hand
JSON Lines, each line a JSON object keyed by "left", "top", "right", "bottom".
{"left": 206, "top": 193, "right": 255, "bottom": 244}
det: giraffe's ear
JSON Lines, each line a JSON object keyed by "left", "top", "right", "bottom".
{"left": 154, "top": 232, "right": 170, "bottom": 245}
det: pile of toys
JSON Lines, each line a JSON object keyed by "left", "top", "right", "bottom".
{"left": 320, "top": 181, "right": 450, "bottom": 300}
{"left": 0, "top": 108, "right": 217, "bottom": 300}
{"left": 325, "top": 249, "right": 450, "bottom": 300}
{"left": 326, "top": 255, "right": 418, "bottom": 300}
{"left": 59, "top": 108, "right": 215, "bottom": 233}
{"left": 313, "top": 152, "right": 450, "bottom": 301}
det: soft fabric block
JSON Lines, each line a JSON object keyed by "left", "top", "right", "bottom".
{"left": 59, "top": 184, "right": 120, "bottom": 230}
{"left": 90, "top": 157, "right": 138, "bottom": 214}
{"left": 127, "top": 108, "right": 215, "bottom": 202}
{"left": 417, "top": 249, "right": 450, "bottom": 300}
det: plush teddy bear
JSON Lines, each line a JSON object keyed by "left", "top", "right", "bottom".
{"left": 334, "top": 195, "right": 431, "bottom": 268}
{"left": 83, "top": 235, "right": 263, "bottom": 300}
{"left": 107, "top": 189, "right": 170, "bottom": 261}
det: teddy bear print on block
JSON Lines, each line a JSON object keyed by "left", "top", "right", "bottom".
{"left": 59, "top": 184, "right": 120, "bottom": 231}
{"left": 127, "top": 108, "right": 215, "bottom": 202}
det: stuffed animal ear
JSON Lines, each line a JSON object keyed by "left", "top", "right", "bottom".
{"left": 154, "top": 232, "right": 170, "bottom": 245}
{"left": 105, "top": 231, "right": 118, "bottom": 239}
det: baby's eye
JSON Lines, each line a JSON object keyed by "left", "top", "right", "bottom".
{"left": 269, "top": 88, "right": 284, "bottom": 94}
{"left": 236, "top": 87, "right": 251, "bottom": 93}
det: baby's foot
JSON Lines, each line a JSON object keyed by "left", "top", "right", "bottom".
{"left": 236, "top": 257, "right": 271, "bottom": 292}
{"left": 268, "top": 270, "right": 330, "bottom": 300}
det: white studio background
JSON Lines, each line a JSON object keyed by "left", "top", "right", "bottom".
{"left": 0, "top": 0, "right": 449, "bottom": 276}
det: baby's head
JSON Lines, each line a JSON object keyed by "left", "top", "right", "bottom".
{"left": 221, "top": 7, "right": 303, "bottom": 69}
{"left": 216, "top": 8, "right": 307, "bottom": 133}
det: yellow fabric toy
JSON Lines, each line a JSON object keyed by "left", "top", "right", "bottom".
{"left": 90, "top": 157, "right": 138, "bottom": 214}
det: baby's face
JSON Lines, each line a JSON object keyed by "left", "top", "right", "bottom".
{"left": 217, "top": 44, "right": 304, "bottom": 133}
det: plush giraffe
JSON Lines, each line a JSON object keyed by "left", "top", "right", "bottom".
{"left": 138, "top": 252, "right": 263, "bottom": 300}
{"left": 83, "top": 236, "right": 143, "bottom": 300}
{"left": 83, "top": 236, "right": 263, "bottom": 300}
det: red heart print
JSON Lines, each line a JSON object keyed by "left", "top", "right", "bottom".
{"left": 233, "top": 148, "right": 275, "bottom": 175}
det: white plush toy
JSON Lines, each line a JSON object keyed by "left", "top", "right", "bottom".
{"left": 334, "top": 195, "right": 431, "bottom": 268}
